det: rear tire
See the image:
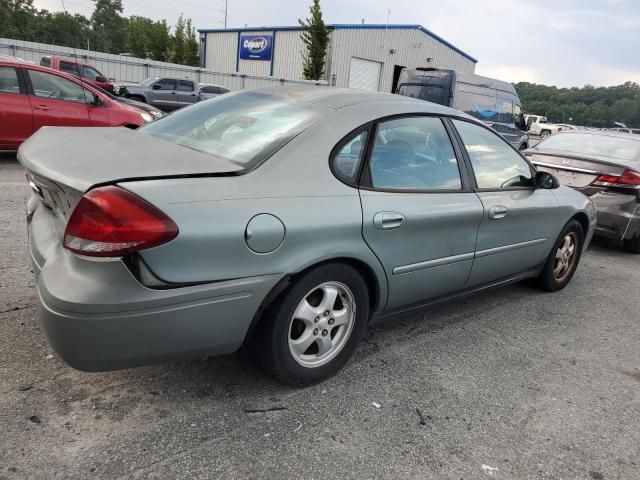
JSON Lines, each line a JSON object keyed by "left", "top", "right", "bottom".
{"left": 623, "top": 235, "right": 640, "bottom": 254}
{"left": 519, "top": 143, "right": 528, "bottom": 151}
{"left": 534, "top": 220, "right": 584, "bottom": 292}
{"left": 255, "top": 263, "right": 369, "bottom": 386}
{"left": 541, "top": 130, "right": 552, "bottom": 139}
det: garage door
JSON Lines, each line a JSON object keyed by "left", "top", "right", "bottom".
{"left": 348, "top": 57, "right": 381, "bottom": 91}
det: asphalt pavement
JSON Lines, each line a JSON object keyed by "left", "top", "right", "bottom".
{"left": 1, "top": 154, "right": 639, "bottom": 480}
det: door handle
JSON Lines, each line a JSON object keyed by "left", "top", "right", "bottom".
{"left": 373, "top": 212, "right": 406, "bottom": 230}
{"left": 33, "top": 105, "right": 51, "bottom": 111}
{"left": 488, "top": 205, "right": 508, "bottom": 220}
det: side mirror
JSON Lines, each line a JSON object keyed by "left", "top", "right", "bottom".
{"left": 95, "top": 75, "right": 108, "bottom": 83}
{"left": 152, "top": 84, "right": 162, "bottom": 90}
{"left": 535, "top": 171, "right": 560, "bottom": 189}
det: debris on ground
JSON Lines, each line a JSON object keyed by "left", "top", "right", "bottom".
{"left": 372, "top": 402, "right": 381, "bottom": 409}
{"left": 482, "top": 464, "right": 499, "bottom": 476}
{"left": 29, "top": 415, "right": 41, "bottom": 424}
{"left": 244, "top": 406, "right": 288, "bottom": 414}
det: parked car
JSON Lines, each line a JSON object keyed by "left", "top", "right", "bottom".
{"left": 121, "top": 76, "right": 199, "bottom": 111}
{"left": 525, "top": 130, "right": 640, "bottom": 253}
{"left": 198, "top": 83, "right": 230, "bottom": 101}
{"left": 396, "top": 67, "right": 530, "bottom": 150}
{"left": 19, "top": 87, "right": 596, "bottom": 384}
{"left": 525, "top": 115, "right": 564, "bottom": 138}
{"left": 40, "top": 55, "right": 115, "bottom": 93}
{"left": 611, "top": 127, "right": 640, "bottom": 135}
{"left": 0, "top": 57, "right": 153, "bottom": 150}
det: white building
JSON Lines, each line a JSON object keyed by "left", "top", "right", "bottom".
{"left": 198, "top": 24, "right": 477, "bottom": 92}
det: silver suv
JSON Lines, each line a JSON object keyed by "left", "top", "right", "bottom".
{"left": 121, "top": 76, "right": 198, "bottom": 111}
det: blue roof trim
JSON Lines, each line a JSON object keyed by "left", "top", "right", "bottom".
{"left": 198, "top": 24, "right": 477, "bottom": 63}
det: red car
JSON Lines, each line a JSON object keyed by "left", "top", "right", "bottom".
{"left": 40, "top": 55, "right": 115, "bottom": 93}
{"left": 0, "top": 58, "right": 152, "bottom": 150}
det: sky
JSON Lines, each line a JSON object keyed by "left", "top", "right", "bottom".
{"left": 33, "top": 0, "right": 640, "bottom": 88}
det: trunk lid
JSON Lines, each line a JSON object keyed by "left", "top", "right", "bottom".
{"left": 19, "top": 126, "right": 242, "bottom": 222}
{"left": 525, "top": 150, "right": 626, "bottom": 190}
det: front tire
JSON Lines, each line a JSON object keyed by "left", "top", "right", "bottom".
{"left": 535, "top": 220, "right": 584, "bottom": 291}
{"left": 256, "top": 263, "right": 370, "bottom": 386}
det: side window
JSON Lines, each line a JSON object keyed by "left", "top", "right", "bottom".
{"left": 59, "top": 61, "right": 80, "bottom": 76}
{"left": 28, "top": 69, "right": 91, "bottom": 104}
{"left": 369, "top": 116, "right": 462, "bottom": 190}
{"left": 155, "top": 78, "right": 176, "bottom": 90}
{"left": 331, "top": 130, "right": 368, "bottom": 184}
{"left": 82, "top": 66, "right": 101, "bottom": 80}
{"left": 453, "top": 119, "right": 533, "bottom": 189}
{"left": 40, "top": 57, "right": 51, "bottom": 67}
{"left": 0, "top": 67, "right": 22, "bottom": 95}
{"left": 178, "top": 80, "right": 194, "bottom": 92}
{"left": 456, "top": 89, "right": 498, "bottom": 122}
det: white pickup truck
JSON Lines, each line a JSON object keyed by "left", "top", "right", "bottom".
{"left": 525, "top": 115, "right": 564, "bottom": 139}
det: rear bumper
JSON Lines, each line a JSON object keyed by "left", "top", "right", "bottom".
{"left": 28, "top": 196, "right": 281, "bottom": 371}
{"left": 588, "top": 191, "right": 640, "bottom": 241}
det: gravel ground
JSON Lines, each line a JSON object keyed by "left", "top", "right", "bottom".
{"left": 1, "top": 153, "right": 639, "bottom": 480}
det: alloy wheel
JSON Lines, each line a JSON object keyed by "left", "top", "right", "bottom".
{"left": 553, "top": 232, "right": 578, "bottom": 281}
{"left": 288, "top": 281, "right": 356, "bottom": 368}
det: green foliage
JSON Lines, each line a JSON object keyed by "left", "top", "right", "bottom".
{"left": 0, "top": 0, "right": 199, "bottom": 66}
{"left": 516, "top": 81, "right": 640, "bottom": 128}
{"left": 299, "top": 0, "right": 329, "bottom": 80}
{"left": 127, "top": 16, "right": 171, "bottom": 61}
{"left": 167, "top": 15, "right": 199, "bottom": 66}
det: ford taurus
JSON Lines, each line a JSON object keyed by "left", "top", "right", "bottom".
{"left": 20, "top": 87, "right": 596, "bottom": 385}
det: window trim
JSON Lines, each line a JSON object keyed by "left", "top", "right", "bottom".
{"left": 0, "top": 66, "right": 27, "bottom": 95}
{"left": 447, "top": 116, "right": 538, "bottom": 192}
{"left": 358, "top": 113, "right": 473, "bottom": 194}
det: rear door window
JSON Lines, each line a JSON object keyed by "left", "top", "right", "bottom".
{"left": 0, "top": 66, "right": 22, "bottom": 95}
{"left": 179, "top": 80, "right": 194, "bottom": 92}
{"left": 59, "top": 61, "right": 80, "bottom": 76}
{"left": 369, "top": 116, "right": 462, "bottom": 190}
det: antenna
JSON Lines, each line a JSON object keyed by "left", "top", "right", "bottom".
{"left": 59, "top": 0, "right": 92, "bottom": 102}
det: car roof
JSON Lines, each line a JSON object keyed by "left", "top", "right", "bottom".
{"left": 252, "top": 86, "right": 472, "bottom": 115}
{"left": 0, "top": 58, "right": 101, "bottom": 91}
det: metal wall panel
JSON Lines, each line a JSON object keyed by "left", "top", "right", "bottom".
{"left": 205, "top": 31, "right": 237, "bottom": 73}
{"left": 271, "top": 30, "right": 306, "bottom": 80}
{"left": 327, "top": 27, "right": 476, "bottom": 92}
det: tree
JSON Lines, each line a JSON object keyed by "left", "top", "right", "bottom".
{"left": 91, "top": 0, "right": 127, "bottom": 54}
{"left": 127, "top": 16, "right": 171, "bottom": 60}
{"left": 298, "top": 0, "right": 329, "bottom": 80}
{"left": 167, "top": 14, "right": 199, "bottom": 66}
{"left": 0, "top": 0, "right": 38, "bottom": 40}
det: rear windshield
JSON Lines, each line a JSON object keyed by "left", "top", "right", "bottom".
{"left": 536, "top": 132, "right": 640, "bottom": 161}
{"left": 139, "top": 91, "right": 329, "bottom": 170}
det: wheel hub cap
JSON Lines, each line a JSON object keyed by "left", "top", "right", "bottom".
{"left": 288, "top": 281, "right": 356, "bottom": 368}
{"left": 553, "top": 232, "right": 578, "bottom": 281}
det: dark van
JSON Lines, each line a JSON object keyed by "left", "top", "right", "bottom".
{"left": 396, "top": 67, "right": 529, "bottom": 150}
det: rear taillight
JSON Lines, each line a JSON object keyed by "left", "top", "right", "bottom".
{"left": 594, "top": 170, "right": 640, "bottom": 189}
{"left": 63, "top": 186, "right": 178, "bottom": 257}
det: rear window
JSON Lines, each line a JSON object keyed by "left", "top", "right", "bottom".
{"left": 537, "top": 132, "right": 640, "bottom": 161}
{"left": 139, "top": 91, "right": 329, "bottom": 170}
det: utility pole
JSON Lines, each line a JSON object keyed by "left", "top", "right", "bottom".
{"left": 220, "top": 0, "right": 228, "bottom": 29}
